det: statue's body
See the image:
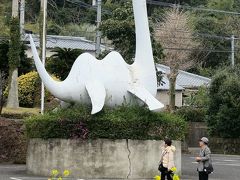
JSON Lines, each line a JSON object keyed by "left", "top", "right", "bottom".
{"left": 29, "top": 0, "right": 164, "bottom": 114}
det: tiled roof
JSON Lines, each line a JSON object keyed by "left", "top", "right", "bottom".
{"left": 25, "top": 34, "right": 108, "bottom": 51}
{"left": 158, "top": 76, "right": 184, "bottom": 91}
{"left": 157, "top": 64, "right": 211, "bottom": 90}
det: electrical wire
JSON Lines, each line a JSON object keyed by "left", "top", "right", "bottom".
{"left": 146, "top": 0, "right": 240, "bottom": 16}
{"left": 155, "top": 28, "right": 233, "bottom": 40}
{"left": 163, "top": 47, "right": 236, "bottom": 53}
{"left": 66, "top": 0, "right": 112, "bottom": 15}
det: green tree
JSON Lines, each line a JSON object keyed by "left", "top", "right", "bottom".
{"left": 19, "top": 45, "right": 33, "bottom": 75}
{"left": 206, "top": 66, "right": 240, "bottom": 138}
{"left": 192, "top": 0, "right": 235, "bottom": 69}
{"left": 0, "top": 41, "right": 32, "bottom": 76}
{"left": 7, "top": 17, "right": 21, "bottom": 108}
{"left": 0, "top": 41, "right": 9, "bottom": 75}
{"left": 100, "top": 0, "right": 164, "bottom": 64}
{"left": 185, "top": 86, "right": 209, "bottom": 108}
{"left": 46, "top": 47, "right": 83, "bottom": 80}
{"left": 0, "top": 41, "right": 9, "bottom": 114}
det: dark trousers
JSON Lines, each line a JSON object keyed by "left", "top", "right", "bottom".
{"left": 161, "top": 167, "right": 173, "bottom": 180}
{"left": 199, "top": 171, "right": 208, "bottom": 180}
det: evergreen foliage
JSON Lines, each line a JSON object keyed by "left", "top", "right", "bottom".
{"left": 25, "top": 105, "right": 187, "bottom": 140}
{"left": 8, "top": 17, "right": 21, "bottom": 72}
{"left": 206, "top": 66, "right": 240, "bottom": 138}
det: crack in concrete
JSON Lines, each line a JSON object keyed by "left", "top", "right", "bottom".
{"left": 126, "top": 139, "right": 132, "bottom": 179}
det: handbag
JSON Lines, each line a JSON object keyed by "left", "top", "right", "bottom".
{"left": 158, "top": 150, "right": 168, "bottom": 172}
{"left": 158, "top": 163, "right": 166, "bottom": 172}
{"left": 203, "top": 163, "right": 214, "bottom": 174}
{"left": 203, "top": 150, "right": 214, "bottom": 174}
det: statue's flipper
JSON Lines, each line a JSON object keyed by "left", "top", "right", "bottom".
{"left": 128, "top": 86, "right": 164, "bottom": 111}
{"left": 86, "top": 81, "right": 106, "bottom": 114}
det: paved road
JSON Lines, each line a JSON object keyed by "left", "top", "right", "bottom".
{"left": 0, "top": 154, "right": 240, "bottom": 180}
{"left": 182, "top": 154, "right": 240, "bottom": 180}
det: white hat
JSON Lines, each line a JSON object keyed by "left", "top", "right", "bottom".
{"left": 200, "top": 137, "right": 209, "bottom": 144}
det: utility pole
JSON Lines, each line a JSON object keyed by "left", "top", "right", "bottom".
{"left": 231, "top": 35, "right": 235, "bottom": 67}
{"left": 12, "top": 0, "right": 19, "bottom": 17}
{"left": 20, "top": 0, "right": 25, "bottom": 36}
{"left": 95, "top": 0, "right": 102, "bottom": 57}
{"left": 40, "top": 0, "right": 47, "bottom": 114}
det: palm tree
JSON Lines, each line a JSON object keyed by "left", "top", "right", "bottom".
{"left": 47, "top": 47, "right": 83, "bottom": 80}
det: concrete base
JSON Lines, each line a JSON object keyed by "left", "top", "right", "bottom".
{"left": 27, "top": 139, "right": 181, "bottom": 178}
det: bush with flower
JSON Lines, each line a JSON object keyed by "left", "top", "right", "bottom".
{"left": 48, "top": 169, "right": 70, "bottom": 180}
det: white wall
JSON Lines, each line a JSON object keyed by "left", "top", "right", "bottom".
{"left": 27, "top": 139, "right": 182, "bottom": 178}
{"left": 156, "top": 90, "right": 183, "bottom": 107}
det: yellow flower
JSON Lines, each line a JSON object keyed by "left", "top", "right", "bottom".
{"left": 171, "top": 167, "right": 177, "bottom": 172}
{"left": 173, "top": 174, "right": 180, "bottom": 180}
{"left": 57, "top": 177, "right": 62, "bottom": 180}
{"left": 63, "top": 170, "right": 70, "bottom": 177}
{"left": 51, "top": 169, "right": 59, "bottom": 176}
{"left": 154, "top": 175, "right": 161, "bottom": 180}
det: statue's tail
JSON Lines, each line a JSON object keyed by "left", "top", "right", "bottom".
{"left": 29, "top": 34, "right": 65, "bottom": 98}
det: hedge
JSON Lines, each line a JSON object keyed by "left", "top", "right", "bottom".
{"left": 25, "top": 105, "right": 187, "bottom": 140}
{"left": 176, "top": 106, "right": 206, "bottom": 122}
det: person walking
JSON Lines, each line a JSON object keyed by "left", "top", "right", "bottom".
{"left": 159, "top": 139, "right": 176, "bottom": 180}
{"left": 195, "top": 137, "right": 212, "bottom": 180}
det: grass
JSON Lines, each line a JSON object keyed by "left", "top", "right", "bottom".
{"left": 1, "top": 107, "right": 40, "bottom": 119}
{"left": 2, "top": 107, "right": 40, "bottom": 114}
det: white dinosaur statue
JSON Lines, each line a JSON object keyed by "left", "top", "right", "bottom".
{"left": 29, "top": 0, "right": 164, "bottom": 114}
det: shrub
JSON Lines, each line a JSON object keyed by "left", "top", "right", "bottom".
{"left": 207, "top": 67, "right": 240, "bottom": 138}
{"left": 184, "top": 86, "right": 209, "bottom": 108}
{"left": 25, "top": 106, "right": 187, "bottom": 140}
{"left": 18, "top": 71, "right": 40, "bottom": 107}
{"left": 176, "top": 107, "right": 206, "bottom": 122}
{"left": 5, "top": 71, "right": 57, "bottom": 107}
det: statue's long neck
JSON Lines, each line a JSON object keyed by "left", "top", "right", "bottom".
{"left": 132, "top": 0, "right": 157, "bottom": 95}
{"left": 133, "top": 0, "right": 154, "bottom": 69}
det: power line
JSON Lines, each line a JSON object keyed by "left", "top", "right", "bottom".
{"left": 155, "top": 28, "right": 233, "bottom": 40}
{"left": 66, "top": 0, "right": 112, "bottom": 15}
{"left": 163, "top": 47, "right": 238, "bottom": 53}
{"left": 154, "top": 35, "right": 230, "bottom": 41}
{"left": 147, "top": 0, "right": 240, "bottom": 16}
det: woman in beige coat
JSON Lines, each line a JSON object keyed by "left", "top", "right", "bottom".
{"left": 159, "top": 139, "right": 176, "bottom": 180}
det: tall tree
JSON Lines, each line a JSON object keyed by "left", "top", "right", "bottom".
{"left": 100, "top": 0, "right": 164, "bottom": 64}
{"left": 207, "top": 66, "right": 240, "bottom": 138}
{"left": 155, "top": 8, "right": 199, "bottom": 112}
{"left": 192, "top": 0, "right": 235, "bottom": 69}
{"left": 7, "top": 0, "right": 20, "bottom": 108}
{"left": 0, "top": 41, "right": 9, "bottom": 114}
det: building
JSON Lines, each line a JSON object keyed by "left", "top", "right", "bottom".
{"left": 156, "top": 64, "right": 211, "bottom": 107}
{"left": 25, "top": 34, "right": 110, "bottom": 58}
